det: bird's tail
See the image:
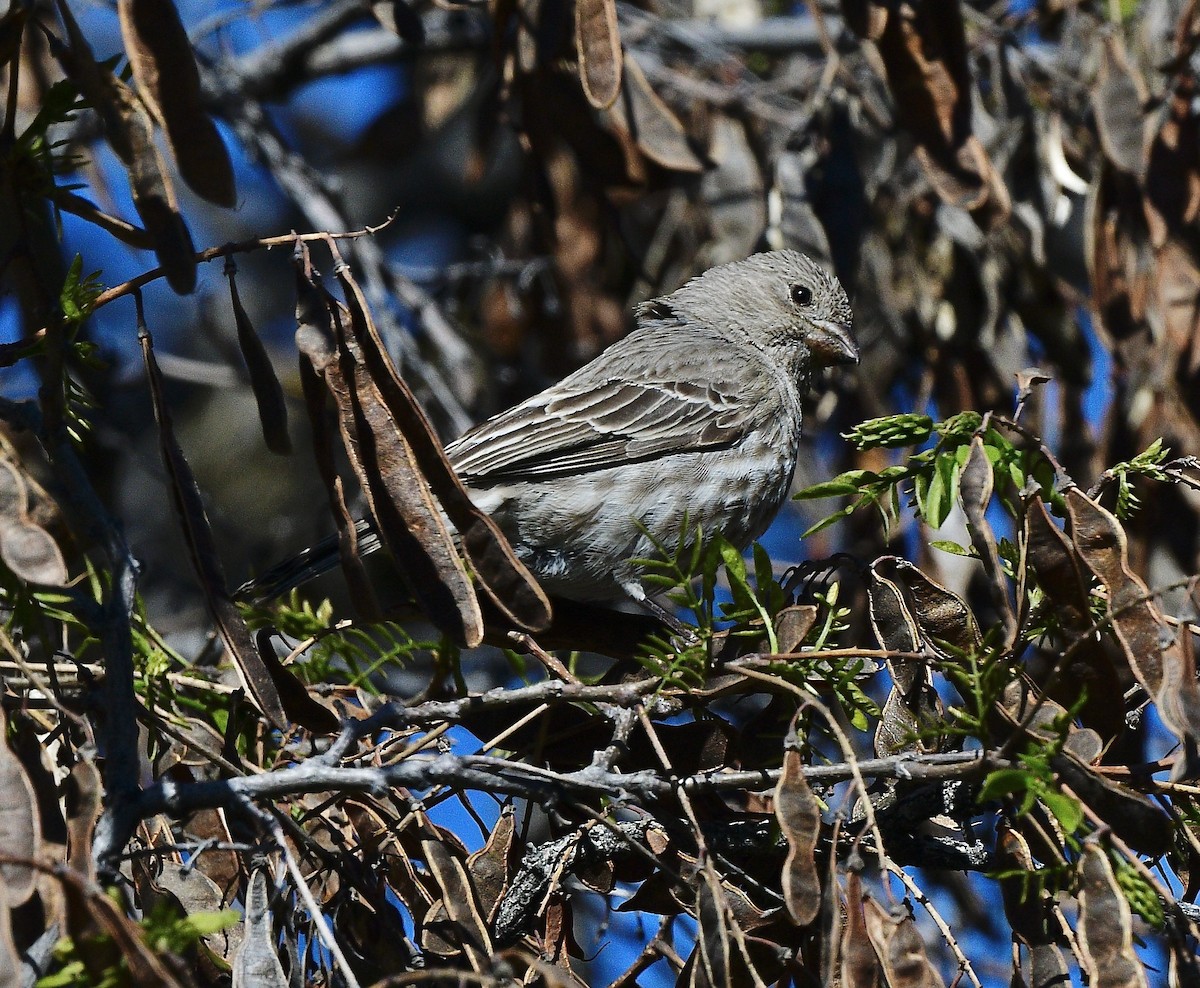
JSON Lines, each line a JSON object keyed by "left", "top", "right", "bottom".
{"left": 234, "top": 517, "right": 381, "bottom": 604}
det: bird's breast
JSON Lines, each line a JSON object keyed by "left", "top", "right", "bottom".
{"left": 464, "top": 413, "right": 802, "bottom": 602}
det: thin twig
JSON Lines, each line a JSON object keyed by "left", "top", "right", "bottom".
{"left": 885, "top": 860, "right": 984, "bottom": 988}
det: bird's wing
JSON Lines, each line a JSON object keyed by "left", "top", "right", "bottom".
{"left": 446, "top": 377, "right": 758, "bottom": 484}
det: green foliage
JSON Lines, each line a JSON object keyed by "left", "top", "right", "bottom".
{"left": 242, "top": 590, "right": 426, "bottom": 689}
{"left": 936, "top": 638, "right": 1013, "bottom": 741}
{"left": 7, "top": 77, "right": 89, "bottom": 216}
{"left": 632, "top": 527, "right": 876, "bottom": 729}
{"left": 60, "top": 254, "right": 104, "bottom": 325}
{"left": 979, "top": 748, "right": 1084, "bottom": 837}
{"left": 1114, "top": 859, "right": 1165, "bottom": 929}
{"left": 631, "top": 522, "right": 723, "bottom": 688}
{"left": 796, "top": 411, "right": 1059, "bottom": 536}
{"left": 36, "top": 901, "right": 239, "bottom": 988}
{"left": 806, "top": 581, "right": 850, "bottom": 653}
{"left": 15, "top": 79, "right": 88, "bottom": 171}
{"left": 1105, "top": 438, "right": 1170, "bottom": 518}
{"left": 842, "top": 413, "right": 935, "bottom": 450}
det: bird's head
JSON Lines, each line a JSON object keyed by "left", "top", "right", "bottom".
{"left": 652, "top": 250, "right": 858, "bottom": 370}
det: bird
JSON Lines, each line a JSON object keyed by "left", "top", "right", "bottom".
{"left": 242, "top": 250, "right": 856, "bottom": 608}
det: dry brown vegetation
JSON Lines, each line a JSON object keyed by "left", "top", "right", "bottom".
{"left": 5, "top": 0, "right": 1200, "bottom": 985}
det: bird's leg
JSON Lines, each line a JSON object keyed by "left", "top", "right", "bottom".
{"left": 639, "top": 595, "right": 695, "bottom": 639}
{"left": 618, "top": 577, "right": 700, "bottom": 644}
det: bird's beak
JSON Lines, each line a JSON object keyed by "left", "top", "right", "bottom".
{"left": 807, "top": 319, "right": 859, "bottom": 367}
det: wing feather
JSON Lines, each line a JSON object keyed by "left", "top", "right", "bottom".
{"left": 446, "top": 377, "right": 756, "bottom": 484}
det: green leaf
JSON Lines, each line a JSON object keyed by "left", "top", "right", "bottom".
{"left": 979, "top": 767, "right": 1031, "bottom": 802}
{"left": 930, "top": 540, "right": 975, "bottom": 557}
{"left": 59, "top": 253, "right": 103, "bottom": 324}
{"left": 1018, "top": 786, "right": 1039, "bottom": 815}
{"left": 912, "top": 469, "right": 929, "bottom": 513}
{"left": 719, "top": 537, "right": 748, "bottom": 588}
{"left": 35, "top": 959, "right": 89, "bottom": 988}
{"left": 752, "top": 542, "right": 772, "bottom": 592}
{"left": 800, "top": 502, "right": 859, "bottom": 538}
{"left": 175, "top": 908, "right": 240, "bottom": 938}
{"left": 1040, "top": 790, "right": 1083, "bottom": 834}
{"left": 794, "top": 470, "right": 875, "bottom": 499}
{"left": 718, "top": 538, "right": 777, "bottom": 651}
{"left": 922, "top": 459, "right": 947, "bottom": 528}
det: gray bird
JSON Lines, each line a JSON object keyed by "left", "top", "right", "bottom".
{"left": 244, "top": 250, "right": 856, "bottom": 606}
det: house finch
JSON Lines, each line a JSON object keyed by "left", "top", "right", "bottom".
{"left": 244, "top": 250, "right": 856, "bottom": 605}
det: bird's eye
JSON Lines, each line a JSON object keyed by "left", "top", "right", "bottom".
{"left": 790, "top": 284, "right": 813, "bottom": 307}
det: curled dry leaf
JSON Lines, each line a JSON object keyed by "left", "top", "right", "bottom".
{"left": 1092, "top": 33, "right": 1147, "bottom": 180}
{"left": 1076, "top": 844, "right": 1148, "bottom": 988}
{"left": 385, "top": 839, "right": 435, "bottom": 922}
{"left": 541, "top": 896, "right": 575, "bottom": 972}
{"left": 254, "top": 630, "right": 340, "bottom": 734}
{"left": 576, "top": 0, "right": 622, "bottom": 110}
{"left": 861, "top": 896, "right": 946, "bottom": 988}
{"left": 65, "top": 759, "right": 101, "bottom": 876}
{"left": 819, "top": 836, "right": 841, "bottom": 988}
{"left": 467, "top": 803, "right": 517, "bottom": 923}
{"left": 697, "top": 865, "right": 777, "bottom": 985}
{"left": 140, "top": 324, "right": 287, "bottom": 728}
{"left": 959, "top": 438, "right": 1016, "bottom": 643}
{"left": 776, "top": 604, "right": 818, "bottom": 654}
{"left": 0, "top": 459, "right": 67, "bottom": 586}
{"left": 701, "top": 116, "right": 767, "bottom": 266}
{"left": 334, "top": 264, "right": 551, "bottom": 634}
{"left": 1065, "top": 487, "right": 1200, "bottom": 753}
{"left": 421, "top": 838, "right": 493, "bottom": 971}
{"left": 618, "top": 869, "right": 687, "bottom": 917}
{"left": 228, "top": 269, "right": 290, "bottom": 456}
{"left": 774, "top": 150, "right": 834, "bottom": 264}
{"left": 53, "top": 0, "right": 197, "bottom": 294}
{"left": 0, "top": 522, "right": 68, "bottom": 585}
{"left": 1145, "top": 82, "right": 1200, "bottom": 251}
{"left": 1055, "top": 750, "right": 1172, "bottom": 855}
{"left": 867, "top": 562, "right": 923, "bottom": 693}
{"left": 872, "top": 556, "right": 981, "bottom": 660}
{"left": 0, "top": 707, "right": 38, "bottom": 906}
{"left": 326, "top": 267, "right": 484, "bottom": 645}
{"left": 1087, "top": 161, "right": 1148, "bottom": 343}
{"left": 853, "top": 0, "right": 1008, "bottom": 228}
{"left": 776, "top": 745, "right": 822, "bottom": 927}
{"left": 154, "top": 860, "right": 242, "bottom": 963}
{"left": 233, "top": 867, "right": 288, "bottom": 988}
{"left": 1024, "top": 497, "right": 1093, "bottom": 630}
{"left": 1014, "top": 368, "right": 1053, "bottom": 414}
{"left": 294, "top": 266, "right": 381, "bottom": 617}
{"left": 339, "top": 894, "right": 417, "bottom": 980}
{"left": 607, "top": 55, "right": 704, "bottom": 174}
{"left": 1023, "top": 498, "right": 1124, "bottom": 742}
{"left": 995, "top": 823, "right": 1069, "bottom": 985}
{"left": 692, "top": 863, "right": 735, "bottom": 988}
{"left": 841, "top": 872, "right": 882, "bottom": 988}
{"left": 722, "top": 881, "right": 774, "bottom": 934}
{"left": 867, "top": 559, "right": 947, "bottom": 757}
{"left": 117, "top": 0, "right": 237, "bottom": 207}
